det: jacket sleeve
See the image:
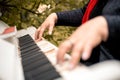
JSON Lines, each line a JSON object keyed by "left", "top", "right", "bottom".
{"left": 55, "top": 6, "right": 87, "bottom": 27}
{"left": 104, "top": 15, "right": 120, "bottom": 41}
{"left": 102, "top": 0, "right": 120, "bottom": 42}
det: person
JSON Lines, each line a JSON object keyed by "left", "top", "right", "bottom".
{"left": 35, "top": 0, "right": 120, "bottom": 70}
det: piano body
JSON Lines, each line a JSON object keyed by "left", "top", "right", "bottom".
{"left": 0, "top": 21, "right": 120, "bottom": 80}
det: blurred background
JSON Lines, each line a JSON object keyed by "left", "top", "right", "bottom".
{"left": 0, "top": 0, "right": 88, "bottom": 46}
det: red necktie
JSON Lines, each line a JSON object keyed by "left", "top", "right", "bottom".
{"left": 82, "top": 0, "right": 98, "bottom": 24}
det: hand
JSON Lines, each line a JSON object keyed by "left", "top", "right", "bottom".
{"left": 35, "top": 13, "right": 58, "bottom": 41}
{"left": 57, "top": 16, "right": 108, "bottom": 69}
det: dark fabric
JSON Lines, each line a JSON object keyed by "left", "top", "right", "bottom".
{"left": 56, "top": 0, "right": 109, "bottom": 26}
{"left": 80, "top": 46, "right": 100, "bottom": 66}
{"left": 80, "top": 45, "right": 116, "bottom": 66}
{"left": 55, "top": 0, "right": 120, "bottom": 65}
{"left": 56, "top": 9, "right": 84, "bottom": 26}
{"left": 82, "top": 0, "right": 98, "bottom": 23}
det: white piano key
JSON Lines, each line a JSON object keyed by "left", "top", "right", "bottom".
{"left": 37, "top": 40, "right": 57, "bottom": 53}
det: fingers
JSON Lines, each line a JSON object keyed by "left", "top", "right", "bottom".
{"left": 35, "top": 23, "right": 54, "bottom": 41}
{"left": 35, "top": 20, "right": 55, "bottom": 41}
{"left": 57, "top": 40, "right": 73, "bottom": 64}
{"left": 35, "top": 26, "right": 45, "bottom": 41}
{"left": 57, "top": 38, "right": 93, "bottom": 69}
{"left": 71, "top": 41, "right": 93, "bottom": 69}
{"left": 82, "top": 43, "right": 92, "bottom": 60}
{"left": 35, "top": 13, "right": 57, "bottom": 41}
{"left": 70, "top": 43, "right": 83, "bottom": 69}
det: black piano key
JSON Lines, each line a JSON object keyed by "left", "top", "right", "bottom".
{"left": 29, "top": 63, "right": 55, "bottom": 77}
{"left": 24, "top": 72, "right": 35, "bottom": 80}
{"left": 24, "top": 73, "right": 33, "bottom": 80}
{"left": 21, "top": 45, "right": 40, "bottom": 54}
{"left": 34, "top": 69, "right": 61, "bottom": 80}
{"left": 21, "top": 41, "right": 34, "bottom": 46}
{"left": 25, "top": 70, "right": 61, "bottom": 80}
{"left": 21, "top": 51, "right": 41, "bottom": 58}
{"left": 20, "top": 43, "right": 37, "bottom": 51}
{"left": 19, "top": 37, "right": 33, "bottom": 43}
{"left": 22, "top": 53, "right": 46, "bottom": 67}
{"left": 19, "top": 40, "right": 34, "bottom": 48}
{"left": 24, "top": 63, "right": 61, "bottom": 80}
{"left": 18, "top": 34, "right": 62, "bottom": 80}
{"left": 22, "top": 56, "right": 46, "bottom": 67}
{"left": 22, "top": 51, "right": 43, "bottom": 59}
{"left": 22, "top": 51, "right": 43, "bottom": 61}
{"left": 23, "top": 58, "right": 50, "bottom": 72}
{"left": 18, "top": 34, "right": 33, "bottom": 41}
{"left": 19, "top": 35, "right": 35, "bottom": 47}
{"left": 21, "top": 47, "right": 40, "bottom": 56}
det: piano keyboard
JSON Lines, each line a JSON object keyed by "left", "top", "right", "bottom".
{"left": 16, "top": 27, "right": 91, "bottom": 80}
{"left": 1, "top": 22, "right": 120, "bottom": 80}
{"left": 18, "top": 34, "right": 61, "bottom": 80}
{"left": 15, "top": 26, "right": 97, "bottom": 80}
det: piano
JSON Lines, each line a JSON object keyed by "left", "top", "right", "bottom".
{"left": 0, "top": 21, "right": 120, "bottom": 80}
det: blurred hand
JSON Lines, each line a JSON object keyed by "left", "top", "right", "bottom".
{"left": 57, "top": 16, "right": 108, "bottom": 69}
{"left": 35, "top": 13, "right": 58, "bottom": 41}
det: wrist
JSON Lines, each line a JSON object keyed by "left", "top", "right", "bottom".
{"left": 50, "top": 13, "right": 58, "bottom": 23}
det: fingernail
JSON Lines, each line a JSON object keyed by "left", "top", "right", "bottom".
{"left": 82, "top": 53, "right": 88, "bottom": 60}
